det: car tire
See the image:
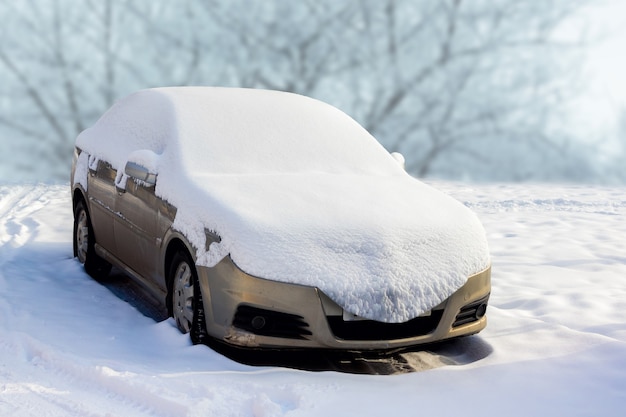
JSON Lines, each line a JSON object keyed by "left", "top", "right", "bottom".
{"left": 169, "top": 251, "right": 208, "bottom": 344}
{"left": 73, "top": 200, "right": 112, "bottom": 279}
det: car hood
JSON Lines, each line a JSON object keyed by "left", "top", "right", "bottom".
{"left": 170, "top": 172, "right": 490, "bottom": 324}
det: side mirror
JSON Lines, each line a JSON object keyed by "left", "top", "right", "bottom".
{"left": 125, "top": 161, "right": 157, "bottom": 185}
{"left": 391, "top": 152, "right": 406, "bottom": 170}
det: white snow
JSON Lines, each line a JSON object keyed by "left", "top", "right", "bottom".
{"left": 75, "top": 87, "right": 490, "bottom": 322}
{"left": 1, "top": 182, "right": 625, "bottom": 416}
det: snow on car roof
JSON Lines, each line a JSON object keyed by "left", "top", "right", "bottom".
{"left": 76, "top": 87, "right": 490, "bottom": 323}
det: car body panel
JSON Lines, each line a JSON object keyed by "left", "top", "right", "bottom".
{"left": 87, "top": 160, "right": 118, "bottom": 255}
{"left": 114, "top": 177, "right": 161, "bottom": 281}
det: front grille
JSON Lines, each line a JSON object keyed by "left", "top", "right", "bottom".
{"left": 232, "top": 305, "right": 312, "bottom": 340}
{"left": 327, "top": 310, "right": 444, "bottom": 341}
{"left": 453, "top": 294, "right": 490, "bottom": 327}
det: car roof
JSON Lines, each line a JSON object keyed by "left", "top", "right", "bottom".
{"left": 77, "top": 87, "right": 403, "bottom": 177}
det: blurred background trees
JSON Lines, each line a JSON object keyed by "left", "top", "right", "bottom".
{"left": 0, "top": 0, "right": 621, "bottom": 183}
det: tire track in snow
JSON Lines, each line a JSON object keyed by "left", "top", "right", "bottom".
{"left": 1, "top": 331, "right": 190, "bottom": 415}
{"left": 0, "top": 185, "right": 190, "bottom": 417}
{"left": 0, "top": 185, "right": 52, "bottom": 295}
{"left": 0, "top": 184, "right": 49, "bottom": 249}
{"left": 0, "top": 334, "right": 189, "bottom": 417}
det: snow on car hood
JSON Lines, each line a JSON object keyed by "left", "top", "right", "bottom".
{"left": 76, "top": 87, "right": 490, "bottom": 323}
{"left": 187, "top": 173, "right": 490, "bottom": 323}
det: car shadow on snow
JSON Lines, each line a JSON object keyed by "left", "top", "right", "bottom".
{"left": 203, "top": 336, "right": 493, "bottom": 375}
{"left": 99, "top": 268, "right": 493, "bottom": 375}
{"left": 96, "top": 268, "right": 169, "bottom": 322}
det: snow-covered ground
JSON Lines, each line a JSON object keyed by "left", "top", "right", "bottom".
{"left": 1, "top": 182, "right": 625, "bottom": 416}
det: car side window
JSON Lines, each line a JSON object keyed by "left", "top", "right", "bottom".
{"left": 96, "top": 160, "right": 117, "bottom": 184}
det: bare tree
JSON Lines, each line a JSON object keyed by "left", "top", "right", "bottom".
{"left": 0, "top": 0, "right": 212, "bottom": 180}
{"left": 0, "top": 0, "right": 600, "bottom": 182}
{"left": 182, "top": 0, "right": 597, "bottom": 180}
{"left": 0, "top": 0, "right": 118, "bottom": 178}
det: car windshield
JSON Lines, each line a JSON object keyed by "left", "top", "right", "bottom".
{"left": 165, "top": 88, "right": 403, "bottom": 176}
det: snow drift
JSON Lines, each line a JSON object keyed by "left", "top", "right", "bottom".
{"left": 1, "top": 182, "right": 625, "bottom": 416}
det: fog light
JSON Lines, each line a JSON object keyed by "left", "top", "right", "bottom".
{"left": 251, "top": 315, "right": 266, "bottom": 330}
{"left": 475, "top": 303, "right": 487, "bottom": 319}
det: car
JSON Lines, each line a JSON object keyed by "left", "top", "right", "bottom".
{"left": 71, "top": 87, "right": 491, "bottom": 350}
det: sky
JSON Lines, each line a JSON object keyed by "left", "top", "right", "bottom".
{"left": 587, "top": 1, "right": 626, "bottom": 104}
{"left": 575, "top": 0, "right": 626, "bottom": 143}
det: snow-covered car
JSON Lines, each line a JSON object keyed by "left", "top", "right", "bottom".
{"left": 70, "top": 87, "right": 491, "bottom": 350}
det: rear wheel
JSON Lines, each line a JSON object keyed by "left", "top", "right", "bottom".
{"left": 73, "top": 200, "right": 111, "bottom": 279}
{"left": 169, "top": 250, "right": 208, "bottom": 344}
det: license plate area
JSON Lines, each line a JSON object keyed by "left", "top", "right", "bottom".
{"left": 341, "top": 309, "right": 432, "bottom": 322}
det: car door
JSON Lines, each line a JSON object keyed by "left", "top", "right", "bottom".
{"left": 87, "top": 159, "right": 117, "bottom": 256}
{"left": 114, "top": 175, "right": 161, "bottom": 282}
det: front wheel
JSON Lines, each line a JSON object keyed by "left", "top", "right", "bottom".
{"left": 73, "top": 200, "right": 111, "bottom": 279}
{"left": 169, "top": 251, "right": 208, "bottom": 344}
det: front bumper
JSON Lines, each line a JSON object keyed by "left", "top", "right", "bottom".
{"left": 197, "top": 257, "right": 491, "bottom": 350}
